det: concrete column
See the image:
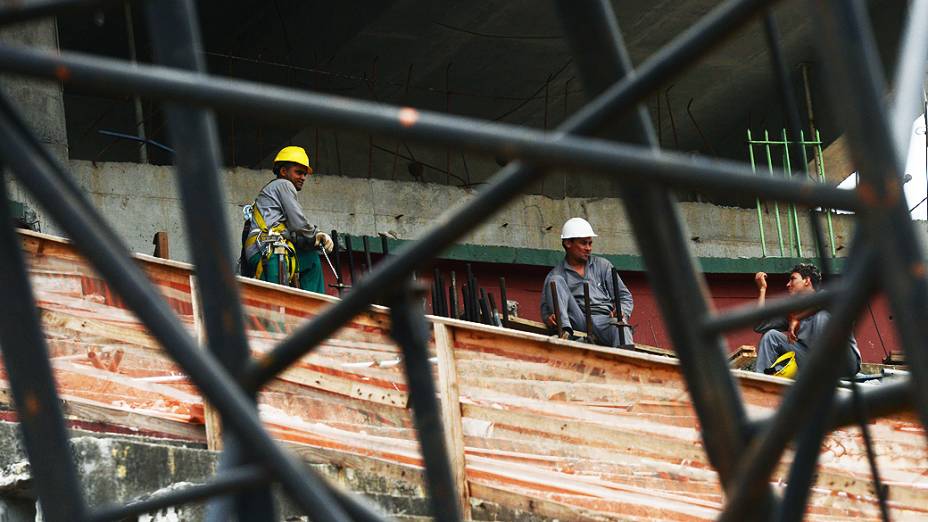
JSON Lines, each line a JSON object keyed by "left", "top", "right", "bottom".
{"left": 0, "top": 18, "right": 69, "bottom": 236}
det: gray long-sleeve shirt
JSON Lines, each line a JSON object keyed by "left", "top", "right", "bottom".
{"left": 245, "top": 178, "right": 318, "bottom": 259}
{"left": 540, "top": 256, "right": 633, "bottom": 320}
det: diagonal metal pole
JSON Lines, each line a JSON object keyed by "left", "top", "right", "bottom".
{"left": 555, "top": 0, "right": 762, "bottom": 495}
{"left": 0, "top": 95, "right": 353, "bottom": 522}
{"left": 143, "top": 1, "right": 275, "bottom": 519}
{"left": 241, "top": 0, "right": 801, "bottom": 391}
{"left": 0, "top": 172, "right": 87, "bottom": 521}
{"left": 388, "top": 284, "right": 462, "bottom": 522}
{"left": 808, "top": 0, "right": 928, "bottom": 439}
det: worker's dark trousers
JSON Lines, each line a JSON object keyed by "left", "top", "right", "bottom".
{"left": 756, "top": 320, "right": 860, "bottom": 377}
{"left": 549, "top": 275, "right": 632, "bottom": 347}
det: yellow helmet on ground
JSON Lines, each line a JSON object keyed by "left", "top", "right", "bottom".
{"left": 273, "top": 146, "right": 313, "bottom": 173}
{"left": 764, "top": 351, "right": 798, "bottom": 379}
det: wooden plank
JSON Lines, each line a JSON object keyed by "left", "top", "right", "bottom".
{"left": 434, "top": 322, "right": 470, "bottom": 519}
{"left": 152, "top": 231, "right": 169, "bottom": 259}
{"left": 190, "top": 276, "right": 223, "bottom": 451}
{"left": 0, "top": 388, "right": 203, "bottom": 441}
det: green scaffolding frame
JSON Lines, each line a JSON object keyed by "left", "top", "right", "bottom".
{"left": 747, "top": 128, "right": 837, "bottom": 258}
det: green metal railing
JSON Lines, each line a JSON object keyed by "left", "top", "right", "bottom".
{"left": 747, "top": 129, "right": 837, "bottom": 257}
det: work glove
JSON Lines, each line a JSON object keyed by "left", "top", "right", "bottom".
{"left": 315, "top": 232, "right": 334, "bottom": 253}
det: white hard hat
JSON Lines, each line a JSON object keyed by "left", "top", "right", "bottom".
{"left": 560, "top": 217, "right": 597, "bottom": 239}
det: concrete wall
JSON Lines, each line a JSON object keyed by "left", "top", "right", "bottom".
{"left": 0, "top": 422, "right": 548, "bottom": 521}
{"left": 0, "top": 19, "right": 68, "bottom": 236}
{"left": 58, "top": 159, "right": 873, "bottom": 265}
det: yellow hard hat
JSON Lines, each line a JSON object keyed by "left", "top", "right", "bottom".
{"left": 273, "top": 146, "right": 313, "bottom": 173}
{"left": 764, "top": 351, "right": 798, "bottom": 379}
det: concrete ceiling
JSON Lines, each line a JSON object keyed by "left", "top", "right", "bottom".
{"left": 58, "top": 0, "right": 908, "bottom": 198}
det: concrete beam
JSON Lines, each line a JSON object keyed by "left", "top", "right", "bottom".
{"left": 61, "top": 159, "right": 874, "bottom": 268}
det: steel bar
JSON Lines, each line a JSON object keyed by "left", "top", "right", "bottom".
{"left": 775, "top": 388, "right": 837, "bottom": 522}
{"left": 461, "top": 285, "right": 471, "bottom": 322}
{"left": 832, "top": 379, "right": 911, "bottom": 429}
{"left": 466, "top": 264, "right": 477, "bottom": 323}
{"left": 583, "top": 281, "right": 595, "bottom": 342}
{"left": 814, "top": 130, "right": 838, "bottom": 257}
{"left": 487, "top": 291, "right": 501, "bottom": 327}
{"left": 242, "top": 0, "right": 801, "bottom": 391}
{"left": 0, "top": 50, "right": 861, "bottom": 211}
{"left": 388, "top": 286, "right": 462, "bottom": 522}
{"left": 747, "top": 130, "right": 768, "bottom": 257}
{"left": 764, "top": 13, "right": 813, "bottom": 264}
{"left": 763, "top": 130, "right": 787, "bottom": 256}
{"left": 499, "top": 277, "right": 508, "bottom": 324}
{"left": 330, "top": 230, "right": 345, "bottom": 296}
{"left": 718, "top": 247, "right": 877, "bottom": 522}
{"left": 557, "top": 0, "right": 758, "bottom": 494}
{"left": 0, "top": 95, "right": 353, "bottom": 522}
{"left": 0, "top": 0, "right": 137, "bottom": 27}
{"left": 438, "top": 271, "right": 448, "bottom": 317}
{"left": 363, "top": 235, "right": 373, "bottom": 274}
{"left": 380, "top": 233, "right": 390, "bottom": 256}
{"left": 144, "top": 2, "right": 275, "bottom": 519}
{"left": 479, "top": 288, "right": 492, "bottom": 325}
{"left": 781, "top": 130, "right": 802, "bottom": 256}
{"left": 146, "top": 3, "right": 277, "bottom": 517}
{"left": 809, "top": 0, "right": 928, "bottom": 439}
{"left": 849, "top": 380, "right": 891, "bottom": 521}
{"left": 747, "top": 378, "right": 911, "bottom": 449}
{"left": 449, "top": 271, "right": 458, "bottom": 319}
{"left": 0, "top": 174, "right": 87, "bottom": 521}
{"left": 345, "top": 233, "right": 358, "bottom": 284}
{"left": 550, "top": 281, "right": 563, "bottom": 337}
{"left": 90, "top": 465, "right": 270, "bottom": 522}
{"left": 432, "top": 268, "right": 445, "bottom": 316}
{"left": 890, "top": 0, "right": 928, "bottom": 158}
{"left": 702, "top": 287, "right": 837, "bottom": 334}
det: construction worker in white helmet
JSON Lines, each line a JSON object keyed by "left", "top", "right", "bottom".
{"left": 240, "top": 146, "right": 334, "bottom": 293}
{"left": 753, "top": 263, "right": 860, "bottom": 378}
{"left": 540, "top": 217, "right": 634, "bottom": 346}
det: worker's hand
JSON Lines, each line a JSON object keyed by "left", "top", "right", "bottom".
{"left": 545, "top": 314, "right": 557, "bottom": 328}
{"left": 787, "top": 314, "right": 799, "bottom": 343}
{"left": 314, "top": 232, "right": 334, "bottom": 253}
{"left": 754, "top": 272, "right": 768, "bottom": 291}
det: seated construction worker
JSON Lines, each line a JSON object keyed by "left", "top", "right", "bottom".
{"left": 753, "top": 264, "right": 860, "bottom": 378}
{"left": 540, "top": 217, "right": 633, "bottom": 346}
{"left": 241, "top": 146, "right": 334, "bottom": 292}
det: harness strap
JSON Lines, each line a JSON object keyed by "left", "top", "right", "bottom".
{"left": 244, "top": 202, "right": 297, "bottom": 283}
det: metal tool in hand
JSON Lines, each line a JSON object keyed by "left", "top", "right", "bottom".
{"left": 320, "top": 245, "right": 338, "bottom": 279}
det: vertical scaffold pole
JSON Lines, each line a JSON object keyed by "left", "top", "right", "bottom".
{"left": 764, "top": 129, "right": 786, "bottom": 255}
{"left": 782, "top": 128, "right": 803, "bottom": 257}
{"left": 747, "top": 129, "right": 768, "bottom": 257}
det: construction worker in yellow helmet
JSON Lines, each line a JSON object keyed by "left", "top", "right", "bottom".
{"left": 240, "top": 146, "right": 334, "bottom": 292}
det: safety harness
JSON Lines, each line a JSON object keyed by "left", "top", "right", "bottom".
{"left": 242, "top": 202, "right": 297, "bottom": 284}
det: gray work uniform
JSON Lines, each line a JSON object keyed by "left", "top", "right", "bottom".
{"left": 244, "top": 178, "right": 319, "bottom": 260}
{"left": 755, "top": 310, "right": 861, "bottom": 377}
{"left": 540, "top": 256, "right": 633, "bottom": 346}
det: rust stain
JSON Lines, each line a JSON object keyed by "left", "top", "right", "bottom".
{"left": 398, "top": 107, "right": 419, "bottom": 128}
{"left": 857, "top": 182, "right": 878, "bottom": 207}
{"left": 54, "top": 65, "right": 71, "bottom": 82}
{"left": 24, "top": 391, "right": 40, "bottom": 417}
